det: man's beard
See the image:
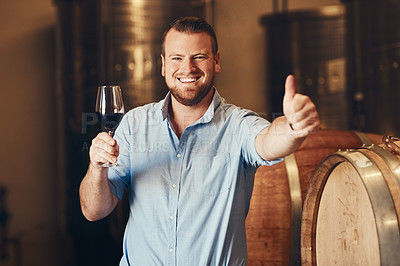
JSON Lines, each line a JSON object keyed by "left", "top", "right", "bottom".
{"left": 167, "top": 77, "right": 214, "bottom": 106}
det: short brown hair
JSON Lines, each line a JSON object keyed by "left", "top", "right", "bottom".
{"left": 161, "top": 17, "right": 218, "bottom": 56}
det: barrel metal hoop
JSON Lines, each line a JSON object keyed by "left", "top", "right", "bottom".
{"left": 367, "top": 145, "right": 400, "bottom": 188}
{"left": 284, "top": 153, "right": 302, "bottom": 266}
{"left": 353, "top": 130, "right": 373, "bottom": 146}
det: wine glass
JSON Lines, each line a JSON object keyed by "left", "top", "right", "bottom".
{"left": 95, "top": 85, "right": 125, "bottom": 167}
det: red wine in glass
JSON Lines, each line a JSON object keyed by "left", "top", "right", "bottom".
{"left": 96, "top": 112, "right": 124, "bottom": 133}
{"left": 95, "top": 85, "right": 125, "bottom": 167}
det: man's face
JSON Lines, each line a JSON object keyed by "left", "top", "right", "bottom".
{"left": 161, "top": 29, "right": 220, "bottom": 106}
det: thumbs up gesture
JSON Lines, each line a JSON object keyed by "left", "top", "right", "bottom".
{"left": 283, "top": 75, "right": 320, "bottom": 138}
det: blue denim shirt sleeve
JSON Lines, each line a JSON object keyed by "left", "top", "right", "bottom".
{"left": 236, "top": 109, "right": 283, "bottom": 168}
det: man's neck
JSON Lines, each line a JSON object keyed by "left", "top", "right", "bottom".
{"left": 169, "top": 89, "right": 214, "bottom": 138}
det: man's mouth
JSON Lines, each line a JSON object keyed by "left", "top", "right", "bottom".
{"left": 178, "top": 77, "right": 200, "bottom": 83}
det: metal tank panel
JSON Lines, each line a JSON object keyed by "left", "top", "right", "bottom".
{"left": 108, "top": 0, "right": 209, "bottom": 108}
{"left": 260, "top": 5, "right": 348, "bottom": 130}
{"left": 344, "top": 0, "right": 400, "bottom": 135}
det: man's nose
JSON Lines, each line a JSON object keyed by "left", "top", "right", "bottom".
{"left": 180, "top": 58, "right": 196, "bottom": 73}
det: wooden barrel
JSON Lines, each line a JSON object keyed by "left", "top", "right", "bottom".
{"left": 301, "top": 137, "right": 400, "bottom": 265}
{"left": 245, "top": 129, "right": 382, "bottom": 266}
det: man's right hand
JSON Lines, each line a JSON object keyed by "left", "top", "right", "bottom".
{"left": 89, "top": 132, "right": 120, "bottom": 168}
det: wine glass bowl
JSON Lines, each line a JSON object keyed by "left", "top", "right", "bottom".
{"left": 95, "top": 85, "right": 125, "bottom": 167}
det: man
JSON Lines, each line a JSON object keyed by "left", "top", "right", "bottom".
{"left": 80, "top": 17, "right": 319, "bottom": 265}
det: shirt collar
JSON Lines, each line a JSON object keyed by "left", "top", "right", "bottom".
{"left": 161, "top": 93, "right": 171, "bottom": 120}
{"left": 161, "top": 87, "right": 223, "bottom": 124}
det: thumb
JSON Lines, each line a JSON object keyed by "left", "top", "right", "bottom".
{"left": 283, "top": 75, "right": 296, "bottom": 103}
{"left": 283, "top": 75, "right": 296, "bottom": 114}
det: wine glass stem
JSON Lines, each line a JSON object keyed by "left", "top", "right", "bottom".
{"left": 107, "top": 130, "right": 118, "bottom": 166}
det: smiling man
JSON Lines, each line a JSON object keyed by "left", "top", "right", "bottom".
{"left": 79, "top": 17, "right": 320, "bottom": 265}
{"left": 161, "top": 27, "right": 219, "bottom": 107}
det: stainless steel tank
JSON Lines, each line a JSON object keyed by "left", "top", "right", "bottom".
{"left": 260, "top": 5, "right": 348, "bottom": 130}
{"left": 108, "top": 0, "right": 210, "bottom": 107}
{"left": 54, "top": 0, "right": 210, "bottom": 265}
{"left": 343, "top": 0, "right": 400, "bottom": 135}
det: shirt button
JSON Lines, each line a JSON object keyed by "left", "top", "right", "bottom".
{"left": 170, "top": 216, "right": 174, "bottom": 220}
{"left": 177, "top": 153, "right": 182, "bottom": 158}
{"left": 172, "top": 184, "right": 177, "bottom": 188}
{"left": 169, "top": 248, "right": 174, "bottom": 253}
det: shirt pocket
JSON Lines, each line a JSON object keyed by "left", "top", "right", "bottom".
{"left": 192, "top": 153, "right": 231, "bottom": 196}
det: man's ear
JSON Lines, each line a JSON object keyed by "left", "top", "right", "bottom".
{"left": 214, "top": 51, "right": 221, "bottom": 74}
{"left": 161, "top": 54, "right": 165, "bottom": 77}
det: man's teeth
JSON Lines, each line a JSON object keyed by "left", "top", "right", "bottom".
{"left": 179, "top": 77, "right": 197, "bottom": 83}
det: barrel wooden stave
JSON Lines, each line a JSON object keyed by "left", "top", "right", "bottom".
{"left": 315, "top": 162, "right": 380, "bottom": 265}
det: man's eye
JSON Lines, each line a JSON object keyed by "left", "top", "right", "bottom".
{"left": 171, "top": 57, "right": 182, "bottom": 61}
{"left": 194, "top": 56, "right": 206, "bottom": 60}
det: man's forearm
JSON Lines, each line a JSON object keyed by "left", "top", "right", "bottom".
{"left": 255, "top": 116, "right": 306, "bottom": 161}
{"left": 79, "top": 164, "right": 119, "bottom": 221}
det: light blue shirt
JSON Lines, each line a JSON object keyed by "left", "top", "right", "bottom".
{"left": 108, "top": 90, "right": 282, "bottom": 266}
